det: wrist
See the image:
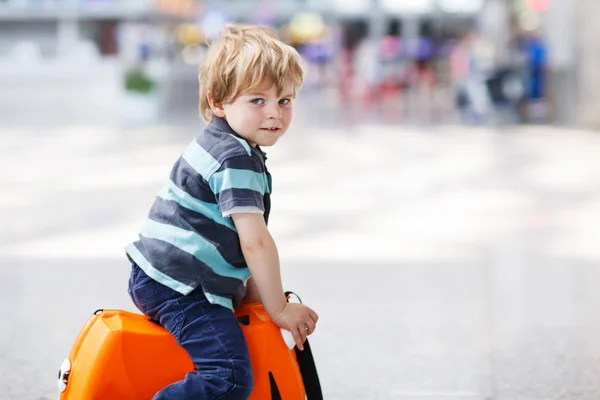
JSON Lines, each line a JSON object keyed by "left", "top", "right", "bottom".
{"left": 267, "top": 299, "right": 287, "bottom": 323}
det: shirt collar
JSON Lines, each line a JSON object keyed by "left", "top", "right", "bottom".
{"left": 209, "top": 117, "right": 237, "bottom": 135}
{"left": 209, "top": 117, "right": 268, "bottom": 161}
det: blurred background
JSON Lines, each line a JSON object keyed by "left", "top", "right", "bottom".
{"left": 1, "top": 0, "right": 596, "bottom": 127}
{"left": 2, "top": 0, "right": 600, "bottom": 399}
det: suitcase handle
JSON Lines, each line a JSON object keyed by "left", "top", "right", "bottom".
{"left": 284, "top": 291, "right": 323, "bottom": 400}
{"left": 284, "top": 291, "right": 302, "bottom": 304}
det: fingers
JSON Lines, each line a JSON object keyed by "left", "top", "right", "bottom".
{"left": 292, "top": 326, "right": 304, "bottom": 351}
{"left": 290, "top": 321, "right": 314, "bottom": 351}
{"left": 303, "top": 306, "right": 318, "bottom": 338}
{"left": 277, "top": 303, "right": 318, "bottom": 351}
{"left": 309, "top": 309, "right": 319, "bottom": 324}
{"left": 298, "top": 323, "right": 308, "bottom": 348}
{"left": 305, "top": 319, "right": 317, "bottom": 335}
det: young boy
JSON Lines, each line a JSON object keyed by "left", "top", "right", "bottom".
{"left": 126, "top": 24, "right": 319, "bottom": 399}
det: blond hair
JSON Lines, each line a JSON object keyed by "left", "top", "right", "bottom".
{"left": 198, "top": 24, "right": 304, "bottom": 122}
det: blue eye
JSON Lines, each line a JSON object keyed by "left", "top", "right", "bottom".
{"left": 251, "top": 98, "right": 264, "bottom": 105}
{"left": 279, "top": 98, "right": 291, "bottom": 105}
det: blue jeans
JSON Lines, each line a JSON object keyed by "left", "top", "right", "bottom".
{"left": 127, "top": 262, "right": 253, "bottom": 400}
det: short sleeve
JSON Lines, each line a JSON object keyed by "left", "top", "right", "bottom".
{"left": 208, "top": 156, "right": 268, "bottom": 217}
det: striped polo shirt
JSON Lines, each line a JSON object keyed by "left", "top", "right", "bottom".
{"left": 125, "top": 117, "right": 272, "bottom": 310}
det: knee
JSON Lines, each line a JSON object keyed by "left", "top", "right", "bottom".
{"left": 229, "top": 359, "right": 254, "bottom": 399}
{"left": 209, "top": 357, "right": 254, "bottom": 399}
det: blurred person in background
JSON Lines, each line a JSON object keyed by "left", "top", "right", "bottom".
{"left": 337, "top": 21, "right": 366, "bottom": 111}
{"left": 450, "top": 29, "right": 492, "bottom": 124}
{"left": 125, "top": 24, "right": 318, "bottom": 400}
{"left": 405, "top": 36, "right": 438, "bottom": 122}
{"left": 354, "top": 35, "right": 383, "bottom": 107}
{"left": 519, "top": 30, "right": 550, "bottom": 123}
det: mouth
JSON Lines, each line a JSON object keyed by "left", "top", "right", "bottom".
{"left": 260, "top": 127, "right": 281, "bottom": 134}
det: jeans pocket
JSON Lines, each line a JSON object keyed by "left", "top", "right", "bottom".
{"left": 131, "top": 270, "right": 179, "bottom": 313}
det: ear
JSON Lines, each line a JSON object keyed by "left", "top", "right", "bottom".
{"left": 207, "top": 91, "right": 226, "bottom": 118}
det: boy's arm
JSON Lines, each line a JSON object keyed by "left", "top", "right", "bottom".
{"left": 232, "top": 212, "right": 319, "bottom": 350}
{"left": 231, "top": 213, "right": 287, "bottom": 318}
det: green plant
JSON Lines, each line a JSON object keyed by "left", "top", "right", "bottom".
{"left": 124, "top": 68, "right": 156, "bottom": 94}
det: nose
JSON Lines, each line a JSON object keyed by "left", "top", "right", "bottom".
{"left": 265, "top": 102, "right": 282, "bottom": 120}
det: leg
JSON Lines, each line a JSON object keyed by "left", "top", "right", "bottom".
{"left": 129, "top": 264, "right": 253, "bottom": 400}
{"left": 241, "top": 277, "right": 261, "bottom": 304}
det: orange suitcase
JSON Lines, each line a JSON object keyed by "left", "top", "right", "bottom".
{"left": 58, "top": 300, "right": 321, "bottom": 399}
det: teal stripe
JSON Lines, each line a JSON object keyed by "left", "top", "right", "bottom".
{"left": 229, "top": 134, "right": 252, "bottom": 156}
{"left": 125, "top": 243, "right": 196, "bottom": 295}
{"left": 182, "top": 140, "right": 221, "bottom": 178}
{"left": 157, "top": 180, "right": 236, "bottom": 231}
{"left": 140, "top": 219, "right": 250, "bottom": 281}
{"left": 210, "top": 169, "right": 268, "bottom": 194}
{"left": 204, "top": 292, "right": 234, "bottom": 310}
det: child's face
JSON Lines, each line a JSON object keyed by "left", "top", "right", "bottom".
{"left": 222, "top": 80, "right": 294, "bottom": 147}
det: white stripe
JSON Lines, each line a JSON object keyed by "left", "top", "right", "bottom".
{"left": 222, "top": 206, "right": 264, "bottom": 217}
{"left": 229, "top": 134, "right": 252, "bottom": 156}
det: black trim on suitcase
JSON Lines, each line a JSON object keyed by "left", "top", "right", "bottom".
{"left": 284, "top": 291, "right": 323, "bottom": 399}
{"left": 268, "top": 372, "right": 282, "bottom": 400}
{"left": 295, "top": 339, "right": 323, "bottom": 400}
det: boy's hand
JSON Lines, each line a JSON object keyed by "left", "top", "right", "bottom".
{"left": 272, "top": 303, "right": 318, "bottom": 351}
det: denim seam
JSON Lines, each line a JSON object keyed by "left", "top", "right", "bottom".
{"left": 213, "top": 383, "right": 238, "bottom": 400}
{"left": 172, "top": 303, "right": 186, "bottom": 343}
{"left": 203, "top": 307, "right": 238, "bottom": 399}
